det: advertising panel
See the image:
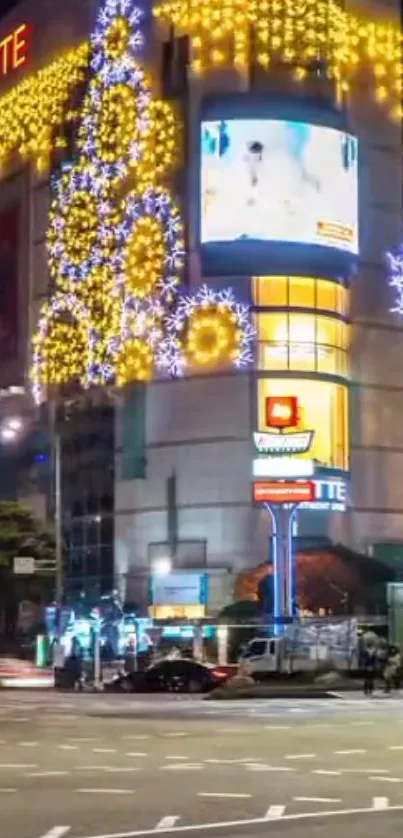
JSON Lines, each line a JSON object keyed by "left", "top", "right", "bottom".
{"left": 253, "top": 480, "right": 315, "bottom": 504}
{"left": 0, "top": 204, "right": 20, "bottom": 383}
{"left": 200, "top": 118, "right": 358, "bottom": 269}
{"left": 151, "top": 573, "right": 207, "bottom": 606}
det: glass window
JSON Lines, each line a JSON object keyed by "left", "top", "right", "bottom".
{"left": 254, "top": 312, "right": 287, "bottom": 342}
{"left": 289, "top": 276, "right": 315, "bottom": 308}
{"left": 316, "top": 279, "right": 336, "bottom": 311}
{"left": 258, "top": 343, "right": 288, "bottom": 371}
{"left": 257, "top": 378, "right": 349, "bottom": 470}
{"left": 252, "top": 276, "right": 287, "bottom": 307}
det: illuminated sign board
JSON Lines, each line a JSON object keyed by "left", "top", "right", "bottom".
{"left": 200, "top": 119, "right": 358, "bottom": 255}
{"left": 266, "top": 396, "right": 298, "bottom": 429}
{"left": 253, "top": 480, "right": 315, "bottom": 505}
{"left": 0, "top": 24, "right": 30, "bottom": 80}
{"left": 253, "top": 457, "right": 314, "bottom": 479}
{"left": 253, "top": 430, "right": 314, "bottom": 455}
{"left": 299, "top": 479, "right": 347, "bottom": 512}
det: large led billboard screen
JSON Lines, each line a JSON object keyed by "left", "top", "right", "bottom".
{"left": 200, "top": 118, "right": 358, "bottom": 271}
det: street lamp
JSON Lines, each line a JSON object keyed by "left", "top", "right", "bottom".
{"left": 0, "top": 416, "right": 25, "bottom": 443}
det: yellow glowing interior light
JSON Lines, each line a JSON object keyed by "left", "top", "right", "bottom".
{"left": 258, "top": 377, "right": 349, "bottom": 471}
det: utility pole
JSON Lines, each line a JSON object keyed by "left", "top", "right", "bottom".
{"left": 54, "top": 426, "right": 63, "bottom": 607}
{"left": 50, "top": 400, "right": 63, "bottom": 628}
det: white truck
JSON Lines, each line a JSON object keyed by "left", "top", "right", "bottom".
{"left": 238, "top": 619, "right": 359, "bottom": 678}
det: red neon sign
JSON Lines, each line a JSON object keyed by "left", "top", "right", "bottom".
{"left": 0, "top": 24, "right": 30, "bottom": 80}
{"left": 266, "top": 396, "right": 298, "bottom": 429}
{"left": 253, "top": 480, "right": 315, "bottom": 505}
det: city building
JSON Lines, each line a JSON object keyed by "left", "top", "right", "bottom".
{"left": 0, "top": 0, "right": 402, "bottom": 615}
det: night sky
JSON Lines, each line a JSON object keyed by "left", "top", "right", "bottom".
{"left": 0, "top": 0, "right": 19, "bottom": 18}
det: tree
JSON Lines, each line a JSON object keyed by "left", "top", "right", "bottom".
{"left": 0, "top": 501, "right": 54, "bottom": 567}
{"left": 0, "top": 502, "right": 55, "bottom": 638}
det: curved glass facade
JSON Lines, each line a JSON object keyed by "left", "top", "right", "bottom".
{"left": 253, "top": 275, "right": 350, "bottom": 473}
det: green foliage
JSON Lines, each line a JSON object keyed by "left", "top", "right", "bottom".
{"left": 0, "top": 501, "right": 55, "bottom": 568}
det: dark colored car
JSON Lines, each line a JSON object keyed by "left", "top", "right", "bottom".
{"left": 109, "top": 658, "right": 231, "bottom": 693}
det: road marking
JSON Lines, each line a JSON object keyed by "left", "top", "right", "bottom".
{"left": 389, "top": 745, "right": 403, "bottom": 750}
{"left": 165, "top": 733, "right": 186, "bottom": 738}
{"left": 39, "top": 828, "right": 70, "bottom": 838}
{"left": 161, "top": 764, "right": 202, "bottom": 771}
{"left": 93, "top": 749, "right": 117, "bottom": 754}
{"left": 373, "top": 798, "right": 389, "bottom": 810}
{"left": 0, "top": 763, "right": 37, "bottom": 769}
{"left": 66, "top": 802, "right": 403, "bottom": 838}
{"left": 78, "top": 766, "right": 141, "bottom": 773}
{"left": 18, "top": 741, "right": 38, "bottom": 747}
{"left": 166, "top": 756, "right": 187, "bottom": 761}
{"left": 369, "top": 776, "right": 402, "bottom": 783}
{"left": 28, "top": 772, "right": 70, "bottom": 778}
{"left": 155, "top": 818, "right": 180, "bottom": 830}
{"left": 245, "top": 764, "right": 295, "bottom": 772}
{"left": 126, "top": 753, "right": 148, "bottom": 757}
{"left": 294, "top": 797, "right": 342, "bottom": 804}
{"left": 0, "top": 788, "right": 17, "bottom": 793}
{"left": 205, "top": 759, "right": 251, "bottom": 765}
{"left": 335, "top": 749, "right": 367, "bottom": 755}
{"left": 76, "top": 789, "right": 134, "bottom": 795}
{"left": 313, "top": 770, "right": 342, "bottom": 776}
{"left": 341, "top": 769, "right": 389, "bottom": 774}
{"left": 122, "top": 736, "right": 149, "bottom": 741}
{"left": 263, "top": 725, "right": 290, "bottom": 730}
{"left": 285, "top": 753, "right": 315, "bottom": 760}
{"left": 265, "top": 805, "right": 285, "bottom": 819}
{"left": 198, "top": 793, "right": 252, "bottom": 799}
{"left": 59, "top": 745, "right": 78, "bottom": 751}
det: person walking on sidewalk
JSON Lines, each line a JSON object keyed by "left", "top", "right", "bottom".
{"left": 363, "top": 643, "right": 377, "bottom": 696}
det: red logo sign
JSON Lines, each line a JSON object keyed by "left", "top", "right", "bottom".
{"left": 253, "top": 480, "right": 315, "bottom": 505}
{"left": 266, "top": 396, "right": 298, "bottom": 429}
{"left": 0, "top": 24, "right": 30, "bottom": 80}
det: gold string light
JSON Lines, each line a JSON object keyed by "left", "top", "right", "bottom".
{"left": 115, "top": 338, "right": 154, "bottom": 385}
{"left": 153, "top": 0, "right": 402, "bottom": 119}
{"left": 123, "top": 216, "right": 166, "bottom": 299}
{"left": 185, "top": 304, "right": 242, "bottom": 370}
{"left": 0, "top": 43, "right": 89, "bottom": 173}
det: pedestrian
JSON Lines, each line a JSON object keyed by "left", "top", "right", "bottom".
{"left": 363, "top": 643, "right": 377, "bottom": 696}
{"left": 383, "top": 646, "right": 401, "bottom": 693}
{"left": 52, "top": 639, "right": 65, "bottom": 689}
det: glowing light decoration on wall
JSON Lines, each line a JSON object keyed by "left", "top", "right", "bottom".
{"left": 31, "top": 0, "right": 253, "bottom": 402}
{"left": 387, "top": 246, "right": 403, "bottom": 315}
{"left": 154, "top": 0, "right": 403, "bottom": 121}
{"left": 158, "top": 285, "right": 255, "bottom": 375}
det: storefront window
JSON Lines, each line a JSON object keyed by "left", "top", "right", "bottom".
{"left": 252, "top": 276, "right": 349, "bottom": 317}
{"left": 254, "top": 312, "right": 349, "bottom": 376}
{"left": 289, "top": 276, "right": 315, "bottom": 308}
{"left": 252, "top": 276, "right": 287, "bottom": 307}
{"left": 257, "top": 378, "right": 349, "bottom": 471}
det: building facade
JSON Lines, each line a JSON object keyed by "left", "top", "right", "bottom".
{"left": 0, "top": 0, "right": 402, "bottom": 614}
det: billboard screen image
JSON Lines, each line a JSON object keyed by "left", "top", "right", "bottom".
{"left": 200, "top": 119, "right": 358, "bottom": 255}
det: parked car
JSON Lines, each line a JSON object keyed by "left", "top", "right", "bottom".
{"left": 108, "top": 657, "right": 231, "bottom": 693}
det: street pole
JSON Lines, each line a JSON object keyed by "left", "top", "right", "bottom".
{"left": 50, "top": 400, "right": 63, "bottom": 633}
{"left": 55, "top": 427, "right": 63, "bottom": 608}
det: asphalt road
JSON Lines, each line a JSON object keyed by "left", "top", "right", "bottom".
{"left": 0, "top": 691, "right": 402, "bottom": 838}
